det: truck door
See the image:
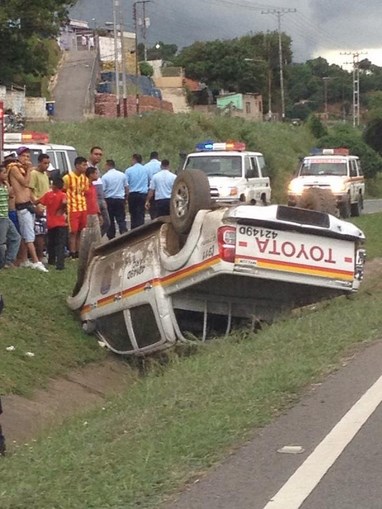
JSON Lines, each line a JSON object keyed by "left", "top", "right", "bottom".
{"left": 249, "top": 156, "right": 269, "bottom": 203}
{"left": 349, "top": 159, "right": 358, "bottom": 202}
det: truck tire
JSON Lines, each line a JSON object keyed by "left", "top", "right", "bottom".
{"left": 297, "top": 188, "right": 337, "bottom": 216}
{"left": 339, "top": 197, "right": 351, "bottom": 219}
{"left": 170, "top": 170, "right": 211, "bottom": 234}
{"left": 350, "top": 194, "right": 363, "bottom": 217}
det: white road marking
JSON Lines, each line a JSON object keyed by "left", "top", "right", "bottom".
{"left": 263, "top": 374, "right": 382, "bottom": 509}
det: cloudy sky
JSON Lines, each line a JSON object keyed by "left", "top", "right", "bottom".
{"left": 70, "top": 0, "right": 382, "bottom": 66}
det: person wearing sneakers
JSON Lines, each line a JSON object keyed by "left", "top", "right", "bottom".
{"left": 37, "top": 177, "right": 68, "bottom": 271}
{"left": 0, "top": 165, "right": 21, "bottom": 269}
{"left": 6, "top": 147, "right": 48, "bottom": 272}
{"left": 63, "top": 156, "right": 89, "bottom": 259}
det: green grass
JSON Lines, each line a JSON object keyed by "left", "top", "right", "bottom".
{"left": 28, "top": 113, "right": 315, "bottom": 202}
{"left": 0, "top": 287, "right": 382, "bottom": 509}
{"left": 0, "top": 214, "right": 381, "bottom": 508}
{"left": 351, "top": 212, "right": 382, "bottom": 259}
{"left": 0, "top": 263, "right": 106, "bottom": 395}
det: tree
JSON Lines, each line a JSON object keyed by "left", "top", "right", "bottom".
{"left": 139, "top": 61, "right": 153, "bottom": 77}
{"left": 0, "top": 0, "right": 74, "bottom": 87}
{"left": 173, "top": 31, "right": 292, "bottom": 101}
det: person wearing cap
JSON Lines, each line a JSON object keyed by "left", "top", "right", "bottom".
{"left": 145, "top": 159, "right": 176, "bottom": 217}
{"left": 6, "top": 147, "right": 48, "bottom": 272}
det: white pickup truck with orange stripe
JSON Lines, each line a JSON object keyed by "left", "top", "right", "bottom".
{"left": 288, "top": 148, "right": 365, "bottom": 219}
{"left": 68, "top": 170, "right": 366, "bottom": 356}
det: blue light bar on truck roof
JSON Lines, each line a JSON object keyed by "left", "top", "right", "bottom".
{"left": 196, "top": 140, "right": 247, "bottom": 152}
{"left": 310, "top": 147, "right": 349, "bottom": 156}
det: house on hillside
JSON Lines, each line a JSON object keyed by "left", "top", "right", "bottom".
{"left": 217, "top": 93, "right": 263, "bottom": 121}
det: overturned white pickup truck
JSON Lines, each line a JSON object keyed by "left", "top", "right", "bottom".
{"left": 68, "top": 170, "right": 366, "bottom": 356}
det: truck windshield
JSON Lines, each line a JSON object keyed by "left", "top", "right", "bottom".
{"left": 185, "top": 155, "right": 242, "bottom": 177}
{"left": 300, "top": 161, "right": 348, "bottom": 176}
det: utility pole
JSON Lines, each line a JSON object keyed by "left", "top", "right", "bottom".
{"left": 133, "top": 2, "right": 140, "bottom": 115}
{"left": 112, "top": 0, "right": 121, "bottom": 117}
{"left": 262, "top": 8, "right": 296, "bottom": 121}
{"left": 322, "top": 76, "right": 331, "bottom": 124}
{"left": 141, "top": 0, "right": 151, "bottom": 61}
{"left": 341, "top": 51, "right": 367, "bottom": 127}
{"left": 117, "top": 0, "right": 128, "bottom": 117}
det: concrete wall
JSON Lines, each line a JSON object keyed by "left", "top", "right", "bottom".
{"left": 25, "top": 97, "right": 48, "bottom": 120}
{"left": 154, "top": 76, "right": 183, "bottom": 88}
{"left": 0, "top": 85, "right": 26, "bottom": 115}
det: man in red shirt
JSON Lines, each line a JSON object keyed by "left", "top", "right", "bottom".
{"left": 37, "top": 177, "right": 68, "bottom": 270}
{"left": 85, "top": 166, "right": 101, "bottom": 217}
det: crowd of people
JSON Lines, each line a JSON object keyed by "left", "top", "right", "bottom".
{"left": 0, "top": 145, "right": 177, "bottom": 273}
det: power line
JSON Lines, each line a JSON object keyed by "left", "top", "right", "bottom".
{"left": 341, "top": 51, "right": 367, "bottom": 126}
{"left": 262, "top": 8, "right": 296, "bottom": 120}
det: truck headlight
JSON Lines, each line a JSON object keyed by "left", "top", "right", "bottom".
{"left": 288, "top": 179, "right": 304, "bottom": 195}
{"left": 229, "top": 187, "right": 238, "bottom": 197}
{"left": 330, "top": 181, "right": 347, "bottom": 193}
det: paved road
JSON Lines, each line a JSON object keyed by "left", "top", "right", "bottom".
{"left": 363, "top": 198, "right": 382, "bottom": 215}
{"left": 165, "top": 341, "right": 382, "bottom": 509}
{"left": 52, "top": 49, "right": 97, "bottom": 121}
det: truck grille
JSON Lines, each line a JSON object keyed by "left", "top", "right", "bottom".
{"left": 210, "top": 187, "right": 220, "bottom": 198}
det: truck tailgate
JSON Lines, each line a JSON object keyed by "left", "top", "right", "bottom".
{"left": 235, "top": 225, "right": 355, "bottom": 283}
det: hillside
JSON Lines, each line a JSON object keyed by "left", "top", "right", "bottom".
{"left": 30, "top": 113, "right": 315, "bottom": 202}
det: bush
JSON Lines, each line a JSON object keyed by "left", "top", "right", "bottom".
{"left": 317, "top": 124, "right": 382, "bottom": 179}
{"left": 307, "top": 114, "right": 327, "bottom": 138}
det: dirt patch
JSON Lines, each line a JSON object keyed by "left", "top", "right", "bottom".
{"left": 1, "top": 357, "right": 135, "bottom": 448}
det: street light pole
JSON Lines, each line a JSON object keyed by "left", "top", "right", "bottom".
{"left": 323, "top": 77, "right": 330, "bottom": 123}
{"left": 117, "top": 0, "right": 128, "bottom": 117}
{"left": 112, "top": 0, "right": 121, "bottom": 117}
{"left": 133, "top": 2, "right": 140, "bottom": 115}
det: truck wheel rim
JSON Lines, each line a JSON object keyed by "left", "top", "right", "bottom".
{"left": 173, "top": 182, "right": 189, "bottom": 218}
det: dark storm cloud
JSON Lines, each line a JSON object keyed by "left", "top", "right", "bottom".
{"left": 69, "top": 0, "right": 382, "bottom": 62}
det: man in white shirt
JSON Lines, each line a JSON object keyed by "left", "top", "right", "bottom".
{"left": 144, "top": 151, "right": 161, "bottom": 219}
{"left": 145, "top": 159, "right": 176, "bottom": 217}
{"left": 102, "top": 159, "right": 128, "bottom": 239}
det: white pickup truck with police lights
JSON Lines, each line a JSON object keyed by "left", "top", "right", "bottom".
{"left": 4, "top": 131, "right": 77, "bottom": 175}
{"left": 288, "top": 148, "right": 365, "bottom": 218}
{"left": 182, "top": 140, "right": 271, "bottom": 205}
{"left": 68, "top": 169, "right": 366, "bottom": 357}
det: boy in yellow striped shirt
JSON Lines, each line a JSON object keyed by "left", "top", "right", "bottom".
{"left": 63, "top": 157, "right": 89, "bottom": 259}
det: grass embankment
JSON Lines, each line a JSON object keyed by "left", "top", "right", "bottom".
{"left": 0, "top": 264, "right": 106, "bottom": 395}
{"left": 0, "top": 214, "right": 381, "bottom": 509}
{"left": 30, "top": 113, "right": 315, "bottom": 202}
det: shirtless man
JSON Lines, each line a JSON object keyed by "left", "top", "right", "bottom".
{"left": 6, "top": 147, "right": 48, "bottom": 272}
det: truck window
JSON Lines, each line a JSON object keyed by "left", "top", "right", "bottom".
{"left": 96, "top": 311, "right": 134, "bottom": 352}
{"left": 130, "top": 304, "right": 162, "bottom": 349}
{"left": 257, "top": 155, "right": 268, "bottom": 177}
{"left": 349, "top": 160, "right": 358, "bottom": 177}
{"left": 249, "top": 157, "right": 260, "bottom": 178}
{"left": 46, "top": 150, "right": 57, "bottom": 169}
{"left": 29, "top": 149, "right": 43, "bottom": 166}
{"left": 185, "top": 155, "right": 242, "bottom": 177}
{"left": 67, "top": 150, "right": 77, "bottom": 171}
{"left": 55, "top": 151, "right": 69, "bottom": 174}
{"left": 300, "top": 160, "right": 347, "bottom": 176}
